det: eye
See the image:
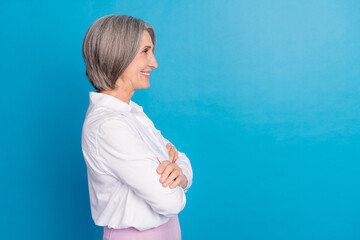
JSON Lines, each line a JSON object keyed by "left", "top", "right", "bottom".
{"left": 143, "top": 48, "right": 149, "bottom": 53}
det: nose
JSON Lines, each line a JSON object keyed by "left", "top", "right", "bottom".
{"left": 149, "top": 52, "right": 158, "bottom": 69}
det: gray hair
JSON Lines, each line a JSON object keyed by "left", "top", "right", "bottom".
{"left": 82, "top": 15, "right": 156, "bottom": 90}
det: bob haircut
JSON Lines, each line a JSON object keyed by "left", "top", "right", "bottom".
{"left": 82, "top": 15, "right": 156, "bottom": 90}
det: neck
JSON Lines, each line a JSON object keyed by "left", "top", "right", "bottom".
{"left": 99, "top": 87, "right": 135, "bottom": 104}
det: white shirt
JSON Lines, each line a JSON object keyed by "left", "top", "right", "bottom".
{"left": 81, "top": 91, "right": 193, "bottom": 231}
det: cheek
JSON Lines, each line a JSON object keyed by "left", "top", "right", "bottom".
{"left": 126, "top": 68, "right": 140, "bottom": 79}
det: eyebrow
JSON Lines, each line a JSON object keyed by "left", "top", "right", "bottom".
{"left": 142, "top": 45, "right": 153, "bottom": 50}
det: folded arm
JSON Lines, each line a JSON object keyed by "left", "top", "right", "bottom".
{"left": 154, "top": 130, "right": 193, "bottom": 193}
{"left": 96, "top": 118, "right": 186, "bottom": 217}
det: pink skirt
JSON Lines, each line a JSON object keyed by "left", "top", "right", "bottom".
{"left": 103, "top": 215, "right": 181, "bottom": 240}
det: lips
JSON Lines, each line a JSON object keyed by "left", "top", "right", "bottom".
{"left": 140, "top": 71, "right": 150, "bottom": 76}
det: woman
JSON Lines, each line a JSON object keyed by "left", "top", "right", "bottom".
{"left": 81, "top": 15, "right": 193, "bottom": 240}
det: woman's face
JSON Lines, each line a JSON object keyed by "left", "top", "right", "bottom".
{"left": 118, "top": 30, "right": 158, "bottom": 91}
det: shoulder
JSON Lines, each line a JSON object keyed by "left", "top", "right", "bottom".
{"left": 83, "top": 108, "right": 136, "bottom": 141}
{"left": 84, "top": 104, "right": 131, "bottom": 128}
{"left": 98, "top": 116, "right": 134, "bottom": 135}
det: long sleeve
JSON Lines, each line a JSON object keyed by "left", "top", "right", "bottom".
{"left": 96, "top": 118, "right": 186, "bottom": 217}
{"left": 153, "top": 129, "right": 193, "bottom": 193}
{"left": 131, "top": 110, "right": 194, "bottom": 193}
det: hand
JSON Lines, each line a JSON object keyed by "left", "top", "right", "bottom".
{"left": 154, "top": 143, "right": 177, "bottom": 164}
{"left": 156, "top": 161, "right": 188, "bottom": 189}
{"left": 166, "top": 143, "right": 178, "bottom": 163}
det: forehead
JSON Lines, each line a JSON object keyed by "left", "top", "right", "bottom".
{"left": 140, "top": 30, "right": 154, "bottom": 47}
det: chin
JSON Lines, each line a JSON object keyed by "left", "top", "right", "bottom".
{"left": 143, "top": 82, "right": 150, "bottom": 89}
{"left": 137, "top": 83, "right": 150, "bottom": 90}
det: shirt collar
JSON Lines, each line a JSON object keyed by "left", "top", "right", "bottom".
{"left": 89, "top": 91, "right": 143, "bottom": 115}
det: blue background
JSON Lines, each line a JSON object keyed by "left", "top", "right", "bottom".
{"left": 1, "top": 0, "right": 360, "bottom": 239}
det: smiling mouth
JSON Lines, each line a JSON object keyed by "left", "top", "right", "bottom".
{"left": 140, "top": 71, "right": 150, "bottom": 76}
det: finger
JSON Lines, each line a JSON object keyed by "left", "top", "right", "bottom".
{"left": 169, "top": 146, "right": 176, "bottom": 163}
{"left": 166, "top": 143, "right": 172, "bottom": 152}
{"left": 163, "top": 169, "right": 180, "bottom": 187}
{"left": 157, "top": 160, "right": 170, "bottom": 174}
{"left": 160, "top": 164, "right": 175, "bottom": 183}
{"left": 170, "top": 176, "right": 183, "bottom": 189}
{"left": 174, "top": 151, "right": 179, "bottom": 162}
